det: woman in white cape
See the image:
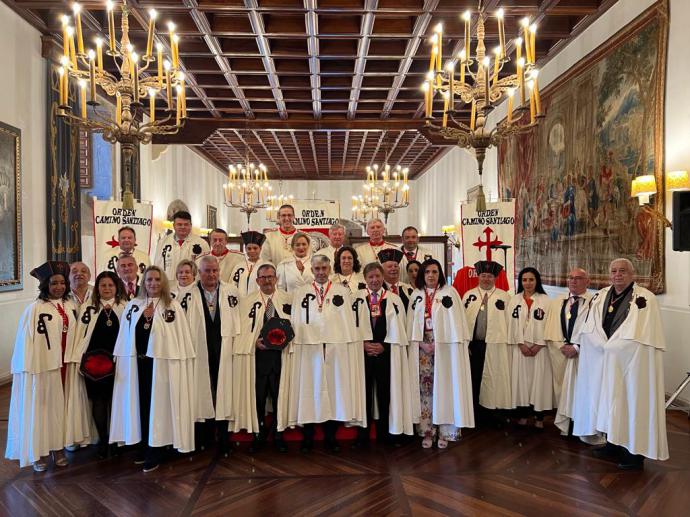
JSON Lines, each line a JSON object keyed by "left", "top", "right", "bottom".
{"left": 277, "top": 231, "right": 313, "bottom": 292}
{"left": 407, "top": 259, "right": 474, "bottom": 449}
{"left": 110, "top": 266, "right": 196, "bottom": 473}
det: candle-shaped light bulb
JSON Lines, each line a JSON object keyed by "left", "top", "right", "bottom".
{"left": 529, "top": 23, "right": 537, "bottom": 64}
{"left": 521, "top": 17, "right": 530, "bottom": 28}
{"left": 462, "top": 10, "right": 471, "bottom": 21}
{"left": 164, "top": 59, "right": 173, "bottom": 108}
{"left": 146, "top": 9, "right": 157, "bottom": 58}
{"left": 72, "top": 3, "right": 84, "bottom": 55}
{"left": 61, "top": 14, "right": 69, "bottom": 26}
{"left": 482, "top": 56, "right": 490, "bottom": 67}
{"left": 172, "top": 34, "right": 180, "bottom": 68}
{"left": 156, "top": 43, "right": 164, "bottom": 86}
{"left": 94, "top": 37, "right": 103, "bottom": 72}
{"left": 106, "top": 0, "right": 116, "bottom": 51}
{"left": 58, "top": 66, "right": 66, "bottom": 105}
{"left": 87, "top": 49, "right": 96, "bottom": 102}
{"left": 517, "top": 56, "right": 526, "bottom": 104}
{"left": 78, "top": 78, "right": 87, "bottom": 117}
{"left": 496, "top": 8, "right": 504, "bottom": 18}
{"left": 149, "top": 88, "right": 156, "bottom": 122}
{"left": 446, "top": 61, "right": 455, "bottom": 105}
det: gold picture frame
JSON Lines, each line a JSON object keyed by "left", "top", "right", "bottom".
{"left": 0, "top": 121, "right": 22, "bottom": 292}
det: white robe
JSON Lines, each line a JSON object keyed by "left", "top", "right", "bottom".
{"left": 407, "top": 285, "right": 474, "bottom": 429}
{"left": 70, "top": 286, "right": 94, "bottom": 318}
{"left": 279, "top": 283, "right": 366, "bottom": 430}
{"left": 5, "top": 299, "right": 89, "bottom": 467}
{"left": 231, "top": 289, "right": 292, "bottom": 433}
{"left": 353, "top": 289, "right": 417, "bottom": 435}
{"left": 101, "top": 248, "right": 150, "bottom": 276}
{"left": 507, "top": 292, "right": 554, "bottom": 411}
{"left": 277, "top": 255, "right": 314, "bottom": 293}
{"left": 544, "top": 292, "right": 592, "bottom": 434}
{"left": 110, "top": 298, "right": 196, "bottom": 452}
{"left": 330, "top": 271, "right": 366, "bottom": 295}
{"left": 260, "top": 228, "right": 297, "bottom": 266}
{"left": 195, "top": 250, "right": 244, "bottom": 284}
{"left": 319, "top": 245, "right": 343, "bottom": 264}
{"left": 185, "top": 282, "right": 241, "bottom": 422}
{"left": 462, "top": 287, "right": 512, "bottom": 409}
{"left": 354, "top": 241, "right": 398, "bottom": 267}
{"left": 154, "top": 232, "right": 210, "bottom": 280}
{"left": 229, "top": 258, "right": 272, "bottom": 296}
{"left": 573, "top": 284, "right": 668, "bottom": 460}
{"left": 399, "top": 244, "right": 436, "bottom": 283}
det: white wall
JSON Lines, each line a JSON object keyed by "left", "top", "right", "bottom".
{"left": 416, "top": 0, "right": 690, "bottom": 393}
{"left": 0, "top": 3, "right": 47, "bottom": 382}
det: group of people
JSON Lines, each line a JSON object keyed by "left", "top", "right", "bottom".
{"left": 5, "top": 204, "right": 668, "bottom": 475}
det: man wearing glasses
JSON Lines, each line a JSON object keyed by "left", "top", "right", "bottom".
{"left": 545, "top": 268, "right": 592, "bottom": 437}
{"left": 231, "top": 264, "right": 291, "bottom": 453}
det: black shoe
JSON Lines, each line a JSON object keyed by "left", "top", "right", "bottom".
{"left": 218, "top": 440, "right": 231, "bottom": 458}
{"left": 275, "top": 438, "right": 288, "bottom": 453}
{"left": 325, "top": 439, "right": 341, "bottom": 453}
{"left": 352, "top": 436, "right": 369, "bottom": 449}
{"left": 142, "top": 461, "right": 159, "bottom": 473}
{"left": 97, "top": 444, "right": 109, "bottom": 459}
{"left": 592, "top": 443, "right": 621, "bottom": 462}
{"left": 617, "top": 451, "right": 644, "bottom": 470}
{"left": 300, "top": 439, "right": 313, "bottom": 453}
{"left": 248, "top": 437, "right": 264, "bottom": 453}
{"left": 133, "top": 451, "right": 146, "bottom": 465}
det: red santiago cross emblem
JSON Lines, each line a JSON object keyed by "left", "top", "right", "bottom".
{"left": 473, "top": 227, "right": 502, "bottom": 261}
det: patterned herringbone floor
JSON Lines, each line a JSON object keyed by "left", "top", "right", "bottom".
{"left": 1, "top": 384, "right": 688, "bottom": 516}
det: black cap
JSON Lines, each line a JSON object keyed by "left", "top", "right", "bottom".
{"left": 241, "top": 230, "right": 267, "bottom": 247}
{"left": 30, "top": 261, "right": 70, "bottom": 283}
{"left": 474, "top": 260, "right": 503, "bottom": 277}
{"left": 378, "top": 248, "right": 404, "bottom": 264}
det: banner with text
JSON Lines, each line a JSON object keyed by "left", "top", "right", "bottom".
{"left": 460, "top": 200, "right": 516, "bottom": 290}
{"left": 94, "top": 199, "right": 153, "bottom": 272}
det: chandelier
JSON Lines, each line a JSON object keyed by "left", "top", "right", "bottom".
{"left": 266, "top": 193, "right": 295, "bottom": 223}
{"left": 351, "top": 195, "right": 379, "bottom": 225}
{"left": 57, "top": 1, "right": 186, "bottom": 207}
{"left": 424, "top": 4, "right": 543, "bottom": 211}
{"left": 222, "top": 141, "right": 273, "bottom": 225}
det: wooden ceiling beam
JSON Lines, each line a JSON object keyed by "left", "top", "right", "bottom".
{"left": 340, "top": 132, "right": 350, "bottom": 176}
{"left": 290, "top": 130, "right": 308, "bottom": 174}
{"left": 309, "top": 131, "right": 319, "bottom": 178}
{"left": 347, "top": 0, "right": 377, "bottom": 119}
{"left": 304, "top": 0, "right": 322, "bottom": 119}
{"left": 250, "top": 129, "right": 283, "bottom": 173}
{"left": 368, "top": 131, "right": 386, "bottom": 167}
{"left": 182, "top": 0, "right": 252, "bottom": 118}
{"left": 245, "top": 0, "right": 288, "bottom": 119}
{"left": 353, "top": 130, "right": 368, "bottom": 174}
{"left": 271, "top": 130, "right": 294, "bottom": 174}
{"left": 231, "top": 129, "right": 263, "bottom": 164}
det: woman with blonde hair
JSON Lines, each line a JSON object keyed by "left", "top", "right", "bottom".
{"left": 277, "top": 231, "right": 314, "bottom": 292}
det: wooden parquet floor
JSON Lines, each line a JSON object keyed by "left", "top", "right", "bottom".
{"left": 0, "top": 384, "right": 689, "bottom": 517}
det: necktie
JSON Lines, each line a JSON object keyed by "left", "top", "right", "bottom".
{"left": 567, "top": 296, "right": 580, "bottom": 341}
{"left": 371, "top": 291, "right": 379, "bottom": 324}
{"left": 128, "top": 281, "right": 135, "bottom": 296}
{"left": 319, "top": 285, "right": 324, "bottom": 297}
{"left": 178, "top": 239, "right": 184, "bottom": 247}
{"left": 265, "top": 297, "right": 276, "bottom": 319}
{"left": 391, "top": 285, "right": 398, "bottom": 295}
{"left": 473, "top": 292, "right": 488, "bottom": 341}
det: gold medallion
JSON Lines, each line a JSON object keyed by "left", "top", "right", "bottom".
{"left": 143, "top": 323, "right": 151, "bottom": 330}
{"left": 607, "top": 305, "right": 614, "bottom": 313}
{"left": 566, "top": 313, "right": 571, "bottom": 320}
{"left": 479, "top": 305, "right": 485, "bottom": 311}
{"left": 106, "top": 319, "right": 113, "bottom": 327}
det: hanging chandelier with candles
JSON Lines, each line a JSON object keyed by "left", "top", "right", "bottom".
{"left": 359, "top": 162, "right": 410, "bottom": 223}
{"left": 266, "top": 193, "right": 295, "bottom": 223}
{"left": 423, "top": 3, "right": 543, "bottom": 211}
{"left": 56, "top": 1, "right": 186, "bottom": 208}
{"left": 223, "top": 150, "right": 273, "bottom": 225}
{"left": 57, "top": 1, "right": 186, "bottom": 142}
{"left": 351, "top": 194, "right": 379, "bottom": 225}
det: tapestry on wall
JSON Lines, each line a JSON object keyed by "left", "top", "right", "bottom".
{"left": 497, "top": 1, "right": 668, "bottom": 293}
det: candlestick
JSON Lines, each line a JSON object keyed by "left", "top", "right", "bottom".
{"left": 132, "top": 54, "right": 139, "bottom": 103}
{"left": 459, "top": 49, "right": 466, "bottom": 85}
{"left": 79, "top": 79, "right": 87, "bottom": 118}
{"left": 442, "top": 91, "right": 449, "bottom": 128}
{"left": 507, "top": 88, "right": 514, "bottom": 123}
{"left": 149, "top": 89, "right": 156, "bottom": 122}
{"left": 482, "top": 57, "right": 490, "bottom": 106}
{"left": 58, "top": 66, "right": 66, "bottom": 106}
{"left": 530, "top": 24, "right": 537, "bottom": 65}
{"left": 532, "top": 71, "right": 542, "bottom": 114}
{"left": 528, "top": 81, "right": 536, "bottom": 123}
{"left": 497, "top": 8, "right": 505, "bottom": 58}
{"left": 106, "top": 0, "right": 116, "bottom": 51}
{"left": 67, "top": 26, "right": 77, "bottom": 70}
{"left": 73, "top": 3, "right": 84, "bottom": 55}
{"left": 470, "top": 100, "right": 476, "bottom": 130}
{"left": 492, "top": 46, "right": 500, "bottom": 87}
{"left": 429, "top": 35, "right": 438, "bottom": 75}
{"left": 434, "top": 23, "right": 443, "bottom": 73}
{"left": 95, "top": 38, "right": 103, "bottom": 73}
{"left": 146, "top": 9, "right": 157, "bottom": 59}
{"left": 157, "top": 43, "right": 163, "bottom": 87}
{"left": 446, "top": 62, "right": 455, "bottom": 106}
{"left": 164, "top": 60, "right": 173, "bottom": 108}
{"left": 517, "top": 57, "right": 526, "bottom": 105}
{"left": 176, "top": 85, "right": 181, "bottom": 125}
{"left": 61, "top": 15, "right": 70, "bottom": 60}
{"left": 463, "top": 11, "right": 471, "bottom": 61}
{"left": 88, "top": 49, "right": 96, "bottom": 103}
{"left": 115, "top": 92, "right": 121, "bottom": 125}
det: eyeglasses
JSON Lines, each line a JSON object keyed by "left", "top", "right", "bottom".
{"left": 257, "top": 275, "right": 276, "bottom": 281}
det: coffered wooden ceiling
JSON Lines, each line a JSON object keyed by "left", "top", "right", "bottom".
{"left": 9, "top": 0, "right": 614, "bottom": 179}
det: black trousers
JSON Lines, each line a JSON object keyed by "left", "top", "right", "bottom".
{"left": 255, "top": 350, "right": 282, "bottom": 439}
{"left": 302, "top": 421, "right": 339, "bottom": 442}
{"left": 195, "top": 419, "right": 229, "bottom": 450}
{"left": 137, "top": 356, "right": 163, "bottom": 464}
{"left": 85, "top": 377, "right": 114, "bottom": 447}
{"left": 359, "top": 347, "right": 391, "bottom": 441}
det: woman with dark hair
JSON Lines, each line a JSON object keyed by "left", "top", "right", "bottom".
{"left": 110, "top": 266, "right": 196, "bottom": 472}
{"left": 6, "top": 261, "right": 80, "bottom": 471}
{"left": 66, "top": 271, "right": 127, "bottom": 458}
{"left": 406, "top": 260, "right": 421, "bottom": 288}
{"left": 331, "top": 245, "right": 365, "bottom": 294}
{"left": 408, "top": 259, "right": 474, "bottom": 448}
{"left": 507, "top": 267, "right": 553, "bottom": 428}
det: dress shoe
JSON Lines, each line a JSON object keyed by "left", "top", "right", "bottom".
{"left": 248, "top": 437, "right": 264, "bottom": 453}
{"left": 325, "top": 439, "right": 341, "bottom": 453}
{"left": 617, "top": 450, "right": 644, "bottom": 470}
{"left": 300, "top": 439, "right": 313, "bottom": 453}
{"left": 274, "top": 438, "right": 288, "bottom": 453}
{"left": 592, "top": 442, "right": 621, "bottom": 462}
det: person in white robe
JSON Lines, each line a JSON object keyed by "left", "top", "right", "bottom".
{"left": 171, "top": 259, "right": 198, "bottom": 309}
{"left": 231, "top": 264, "right": 292, "bottom": 453}
{"left": 507, "top": 267, "right": 553, "bottom": 428}
{"left": 407, "top": 259, "right": 474, "bottom": 448}
{"left": 355, "top": 218, "right": 397, "bottom": 266}
{"left": 572, "top": 258, "right": 668, "bottom": 469}
{"left": 261, "top": 204, "right": 298, "bottom": 266}
{"left": 229, "top": 231, "right": 271, "bottom": 296}
{"left": 319, "top": 223, "right": 347, "bottom": 263}
{"left": 65, "top": 271, "right": 128, "bottom": 458}
{"left": 6, "top": 261, "right": 85, "bottom": 471}
{"left": 352, "top": 262, "right": 416, "bottom": 446}
{"left": 195, "top": 228, "right": 244, "bottom": 284}
{"left": 117, "top": 254, "right": 141, "bottom": 300}
{"left": 379, "top": 248, "right": 415, "bottom": 313}
{"left": 100, "top": 226, "right": 150, "bottom": 276}
{"left": 277, "top": 231, "right": 314, "bottom": 293}
{"left": 184, "top": 256, "right": 240, "bottom": 456}
{"left": 110, "top": 266, "right": 196, "bottom": 473}
{"left": 399, "top": 226, "right": 436, "bottom": 283}
{"left": 331, "top": 245, "right": 366, "bottom": 294}
{"left": 463, "top": 261, "right": 512, "bottom": 428}
{"left": 279, "top": 255, "right": 366, "bottom": 453}
{"left": 69, "top": 261, "right": 93, "bottom": 317}
{"left": 154, "top": 210, "right": 210, "bottom": 279}
{"left": 544, "top": 268, "right": 593, "bottom": 438}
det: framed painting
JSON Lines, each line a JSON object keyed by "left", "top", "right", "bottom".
{"left": 498, "top": 1, "right": 668, "bottom": 293}
{"left": 0, "top": 121, "right": 22, "bottom": 292}
{"left": 207, "top": 204, "right": 217, "bottom": 230}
